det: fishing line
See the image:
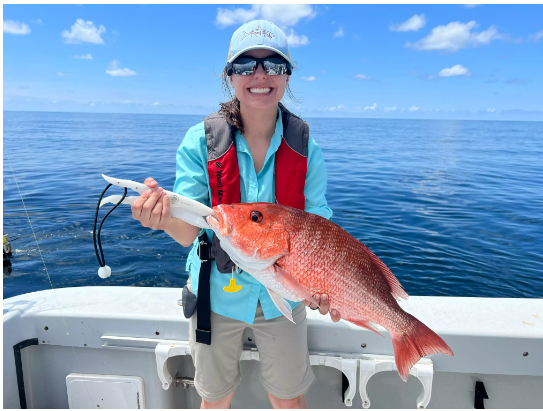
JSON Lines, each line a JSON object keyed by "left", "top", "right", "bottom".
{"left": 4, "top": 152, "right": 94, "bottom": 404}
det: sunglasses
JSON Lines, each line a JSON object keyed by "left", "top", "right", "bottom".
{"left": 227, "top": 56, "right": 292, "bottom": 76}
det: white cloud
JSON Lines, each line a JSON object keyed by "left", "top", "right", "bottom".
{"left": 260, "top": 5, "right": 316, "bottom": 28}
{"left": 301, "top": 76, "right": 316, "bottom": 81}
{"left": 57, "top": 72, "right": 66, "bottom": 76}
{"left": 487, "top": 108, "right": 496, "bottom": 112}
{"left": 390, "top": 14, "right": 427, "bottom": 32}
{"left": 215, "top": 5, "right": 260, "bottom": 28}
{"left": 329, "top": 104, "right": 347, "bottom": 112}
{"left": 215, "top": 4, "right": 315, "bottom": 29}
{"left": 439, "top": 64, "right": 470, "bottom": 77}
{"left": 62, "top": 19, "right": 106, "bottom": 44}
{"left": 3, "top": 20, "right": 31, "bottom": 35}
{"left": 383, "top": 107, "right": 397, "bottom": 112}
{"left": 463, "top": 4, "right": 480, "bottom": 8}
{"left": 409, "top": 106, "right": 420, "bottom": 112}
{"left": 152, "top": 102, "right": 160, "bottom": 106}
{"left": 75, "top": 53, "right": 93, "bottom": 59}
{"left": 355, "top": 74, "right": 372, "bottom": 80}
{"left": 529, "top": 29, "right": 543, "bottom": 41}
{"left": 333, "top": 27, "right": 344, "bottom": 37}
{"left": 285, "top": 28, "right": 309, "bottom": 47}
{"left": 364, "top": 102, "right": 377, "bottom": 111}
{"left": 405, "top": 21, "right": 501, "bottom": 52}
{"left": 106, "top": 60, "right": 136, "bottom": 77}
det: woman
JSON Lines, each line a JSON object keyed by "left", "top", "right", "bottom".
{"left": 131, "top": 20, "right": 341, "bottom": 409}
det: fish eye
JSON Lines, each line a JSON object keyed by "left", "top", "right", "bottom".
{"left": 250, "top": 211, "right": 263, "bottom": 223}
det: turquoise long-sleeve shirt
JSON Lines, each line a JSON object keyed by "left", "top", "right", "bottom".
{"left": 173, "top": 106, "right": 333, "bottom": 324}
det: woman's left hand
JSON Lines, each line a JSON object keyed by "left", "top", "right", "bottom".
{"left": 303, "top": 293, "right": 341, "bottom": 322}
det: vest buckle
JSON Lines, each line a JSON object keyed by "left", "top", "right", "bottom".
{"left": 197, "top": 240, "right": 209, "bottom": 262}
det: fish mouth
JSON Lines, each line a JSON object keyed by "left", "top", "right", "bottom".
{"left": 206, "top": 208, "right": 232, "bottom": 237}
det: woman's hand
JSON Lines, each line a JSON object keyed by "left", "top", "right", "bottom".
{"left": 303, "top": 293, "right": 341, "bottom": 322}
{"left": 131, "top": 177, "right": 172, "bottom": 230}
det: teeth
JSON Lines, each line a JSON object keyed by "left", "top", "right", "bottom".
{"left": 249, "top": 88, "right": 271, "bottom": 94}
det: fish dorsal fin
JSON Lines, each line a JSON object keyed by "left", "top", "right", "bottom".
{"left": 359, "top": 243, "right": 409, "bottom": 301}
{"left": 266, "top": 287, "right": 295, "bottom": 323}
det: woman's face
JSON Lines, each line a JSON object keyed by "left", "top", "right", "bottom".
{"left": 229, "top": 48, "right": 290, "bottom": 111}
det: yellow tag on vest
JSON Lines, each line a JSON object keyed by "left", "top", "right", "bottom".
{"left": 223, "top": 278, "right": 242, "bottom": 293}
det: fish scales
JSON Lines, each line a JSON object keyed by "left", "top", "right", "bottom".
{"left": 207, "top": 203, "right": 454, "bottom": 380}
{"left": 280, "top": 208, "right": 397, "bottom": 324}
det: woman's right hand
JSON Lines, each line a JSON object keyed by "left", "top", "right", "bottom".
{"left": 131, "top": 177, "right": 172, "bottom": 231}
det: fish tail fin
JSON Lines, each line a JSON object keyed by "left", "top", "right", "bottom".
{"left": 391, "top": 314, "right": 454, "bottom": 381}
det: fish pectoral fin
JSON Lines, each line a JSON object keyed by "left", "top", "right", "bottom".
{"left": 274, "top": 264, "right": 319, "bottom": 307}
{"left": 267, "top": 287, "right": 295, "bottom": 324}
{"left": 345, "top": 318, "right": 385, "bottom": 338}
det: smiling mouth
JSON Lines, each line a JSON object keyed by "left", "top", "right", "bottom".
{"left": 248, "top": 87, "right": 272, "bottom": 94}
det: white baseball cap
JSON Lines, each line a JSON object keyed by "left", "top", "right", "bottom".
{"left": 227, "top": 20, "right": 292, "bottom": 64}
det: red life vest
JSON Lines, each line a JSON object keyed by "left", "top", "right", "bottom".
{"left": 204, "top": 103, "right": 309, "bottom": 210}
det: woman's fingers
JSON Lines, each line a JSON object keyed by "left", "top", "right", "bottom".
{"left": 304, "top": 293, "right": 320, "bottom": 309}
{"left": 151, "top": 191, "right": 170, "bottom": 230}
{"left": 318, "top": 293, "right": 330, "bottom": 316}
{"left": 330, "top": 309, "right": 341, "bottom": 323}
{"left": 142, "top": 187, "right": 163, "bottom": 222}
{"left": 144, "top": 177, "right": 158, "bottom": 188}
{"left": 129, "top": 178, "right": 170, "bottom": 231}
{"left": 131, "top": 188, "right": 153, "bottom": 220}
{"left": 150, "top": 193, "right": 164, "bottom": 228}
{"left": 305, "top": 293, "right": 341, "bottom": 321}
{"left": 161, "top": 193, "right": 171, "bottom": 228}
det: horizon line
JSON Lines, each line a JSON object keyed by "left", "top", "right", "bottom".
{"left": 3, "top": 109, "right": 542, "bottom": 123}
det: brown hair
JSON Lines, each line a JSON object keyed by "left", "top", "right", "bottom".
{"left": 218, "top": 64, "right": 299, "bottom": 135}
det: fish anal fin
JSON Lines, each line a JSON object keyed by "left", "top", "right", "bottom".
{"left": 267, "top": 287, "right": 295, "bottom": 323}
{"left": 274, "top": 264, "right": 319, "bottom": 307}
{"left": 346, "top": 318, "right": 385, "bottom": 338}
{"left": 359, "top": 242, "right": 409, "bottom": 301}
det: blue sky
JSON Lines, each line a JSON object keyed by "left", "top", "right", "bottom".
{"left": 3, "top": 4, "right": 543, "bottom": 120}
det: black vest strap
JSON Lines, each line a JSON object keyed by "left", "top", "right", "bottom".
{"left": 195, "top": 233, "right": 212, "bottom": 345}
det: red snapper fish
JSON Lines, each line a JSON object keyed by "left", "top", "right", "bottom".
{"left": 206, "top": 203, "right": 454, "bottom": 380}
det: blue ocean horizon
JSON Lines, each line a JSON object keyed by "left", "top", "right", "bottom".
{"left": 3, "top": 110, "right": 543, "bottom": 300}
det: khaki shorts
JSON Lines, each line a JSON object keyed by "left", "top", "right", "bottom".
{"left": 188, "top": 285, "right": 314, "bottom": 402}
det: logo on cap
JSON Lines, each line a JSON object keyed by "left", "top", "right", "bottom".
{"left": 242, "top": 26, "right": 275, "bottom": 41}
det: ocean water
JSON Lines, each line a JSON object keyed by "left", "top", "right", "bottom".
{"left": 3, "top": 111, "right": 543, "bottom": 300}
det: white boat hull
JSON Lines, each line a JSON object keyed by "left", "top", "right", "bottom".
{"left": 3, "top": 286, "right": 542, "bottom": 409}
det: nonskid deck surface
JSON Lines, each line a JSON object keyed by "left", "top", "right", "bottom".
{"left": 3, "top": 286, "right": 543, "bottom": 409}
